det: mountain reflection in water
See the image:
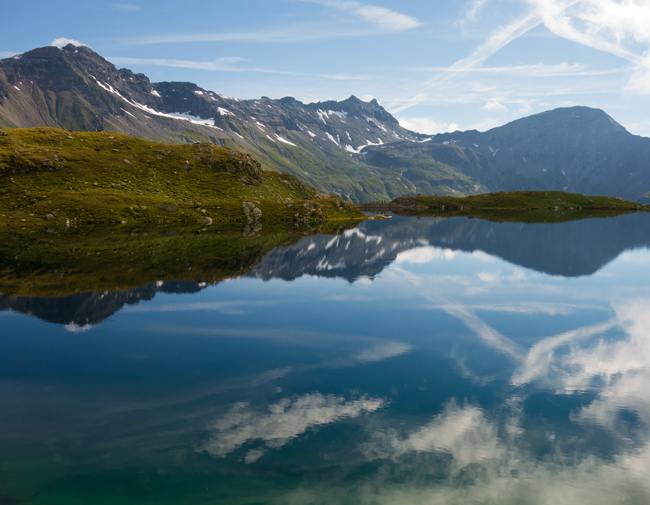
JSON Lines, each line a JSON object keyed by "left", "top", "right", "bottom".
{"left": 3, "top": 213, "right": 650, "bottom": 326}
{"left": 1, "top": 214, "right": 650, "bottom": 504}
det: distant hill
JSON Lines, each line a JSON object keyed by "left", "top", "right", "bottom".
{"left": 370, "top": 107, "right": 650, "bottom": 202}
{"left": 2, "top": 45, "right": 650, "bottom": 201}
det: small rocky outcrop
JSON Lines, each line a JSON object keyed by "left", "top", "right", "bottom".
{"left": 242, "top": 200, "right": 262, "bottom": 222}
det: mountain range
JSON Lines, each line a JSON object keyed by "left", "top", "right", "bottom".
{"left": 1, "top": 44, "right": 650, "bottom": 202}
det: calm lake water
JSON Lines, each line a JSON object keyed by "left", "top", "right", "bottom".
{"left": 2, "top": 214, "right": 650, "bottom": 504}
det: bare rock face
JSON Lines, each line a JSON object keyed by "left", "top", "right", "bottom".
{"left": 242, "top": 201, "right": 262, "bottom": 222}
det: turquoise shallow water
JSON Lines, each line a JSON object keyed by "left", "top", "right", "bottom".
{"left": 2, "top": 214, "right": 650, "bottom": 504}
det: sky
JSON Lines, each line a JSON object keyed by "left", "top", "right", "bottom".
{"left": 2, "top": 0, "right": 650, "bottom": 136}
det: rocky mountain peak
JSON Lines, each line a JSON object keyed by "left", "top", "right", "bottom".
{"left": 305, "top": 95, "right": 397, "bottom": 125}
{"left": 497, "top": 106, "right": 627, "bottom": 137}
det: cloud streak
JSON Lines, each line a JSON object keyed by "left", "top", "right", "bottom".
{"left": 392, "top": 0, "right": 650, "bottom": 114}
{"left": 413, "top": 62, "right": 624, "bottom": 77}
{"left": 106, "top": 55, "right": 375, "bottom": 81}
{"left": 202, "top": 393, "right": 385, "bottom": 462}
{"left": 305, "top": 0, "right": 421, "bottom": 33}
{"left": 390, "top": 10, "right": 542, "bottom": 113}
{"left": 527, "top": 0, "right": 650, "bottom": 94}
{"left": 126, "top": 0, "right": 419, "bottom": 46}
{"left": 110, "top": 3, "right": 141, "bottom": 12}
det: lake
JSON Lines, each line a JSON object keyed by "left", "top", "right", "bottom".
{"left": 2, "top": 213, "right": 650, "bottom": 504}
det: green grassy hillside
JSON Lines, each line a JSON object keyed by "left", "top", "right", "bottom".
{"left": 0, "top": 128, "right": 363, "bottom": 227}
{"left": 388, "top": 191, "right": 650, "bottom": 222}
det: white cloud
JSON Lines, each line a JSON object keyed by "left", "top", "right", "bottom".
{"left": 321, "top": 73, "right": 375, "bottom": 81}
{"left": 202, "top": 393, "right": 385, "bottom": 461}
{"left": 414, "top": 62, "right": 618, "bottom": 77}
{"left": 441, "top": 304, "right": 524, "bottom": 360}
{"left": 398, "top": 403, "right": 502, "bottom": 468}
{"left": 526, "top": 0, "right": 650, "bottom": 94}
{"left": 391, "top": 0, "right": 650, "bottom": 116}
{"left": 108, "top": 56, "right": 371, "bottom": 81}
{"left": 306, "top": 0, "right": 421, "bottom": 32}
{"left": 107, "top": 56, "right": 248, "bottom": 72}
{"left": 519, "top": 101, "right": 534, "bottom": 114}
{"left": 123, "top": 300, "right": 249, "bottom": 315}
{"left": 396, "top": 116, "right": 460, "bottom": 134}
{"left": 624, "top": 55, "right": 650, "bottom": 94}
{"left": 0, "top": 51, "right": 18, "bottom": 58}
{"left": 110, "top": 3, "right": 140, "bottom": 11}
{"left": 390, "top": 10, "right": 542, "bottom": 114}
{"left": 465, "top": 0, "right": 491, "bottom": 23}
{"left": 128, "top": 1, "right": 419, "bottom": 48}
{"left": 51, "top": 38, "right": 87, "bottom": 48}
{"left": 129, "top": 24, "right": 362, "bottom": 45}
{"left": 63, "top": 323, "right": 95, "bottom": 333}
{"left": 395, "top": 246, "right": 459, "bottom": 264}
{"left": 352, "top": 341, "right": 412, "bottom": 363}
{"left": 361, "top": 401, "right": 503, "bottom": 472}
{"left": 482, "top": 100, "right": 508, "bottom": 111}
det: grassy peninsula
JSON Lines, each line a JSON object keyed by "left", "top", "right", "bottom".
{"left": 0, "top": 128, "right": 364, "bottom": 227}
{"left": 381, "top": 191, "right": 650, "bottom": 222}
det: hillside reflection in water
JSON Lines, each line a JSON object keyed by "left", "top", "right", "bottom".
{"left": 1, "top": 214, "right": 650, "bottom": 504}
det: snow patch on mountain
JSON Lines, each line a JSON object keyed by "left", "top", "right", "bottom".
{"left": 276, "top": 135, "right": 297, "bottom": 147}
{"left": 326, "top": 133, "right": 339, "bottom": 145}
{"left": 217, "top": 107, "right": 235, "bottom": 117}
{"left": 345, "top": 138, "right": 385, "bottom": 154}
{"left": 93, "top": 78, "right": 223, "bottom": 129}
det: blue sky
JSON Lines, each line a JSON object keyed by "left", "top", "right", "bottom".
{"left": 2, "top": 0, "right": 650, "bottom": 135}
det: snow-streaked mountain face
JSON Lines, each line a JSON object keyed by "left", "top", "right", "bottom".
{"left": 2, "top": 45, "right": 650, "bottom": 202}
{"left": 1, "top": 45, "right": 461, "bottom": 202}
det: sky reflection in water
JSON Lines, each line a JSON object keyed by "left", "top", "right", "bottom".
{"left": 1, "top": 215, "right": 650, "bottom": 504}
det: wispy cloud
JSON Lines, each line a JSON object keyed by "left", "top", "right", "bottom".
{"left": 202, "top": 392, "right": 385, "bottom": 462}
{"left": 110, "top": 3, "right": 140, "bottom": 12}
{"left": 468, "top": 0, "right": 491, "bottom": 21}
{"left": 321, "top": 73, "right": 376, "bottom": 81}
{"left": 107, "top": 55, "right": 374, "bottom": 81}
{"left": 0, "top": 51, "right": 18, "bottom": 58}
{"left": 304, "top": 0, "right": 422, "bottom": 33}
{"left": 391, "top": 0, "right": 650, "bottom": 114}
{"left": 413, "top": 62, "right": 624, "bottom": 77}
{"left": 526, "top": 0, "right": 650, "bottom": 94}
{"left": 390, "top": 10, "right": 542, "bottom": 113}
{"left": 124, "top": 23, "right": 344, "bottom": 45}
{"left": 108, "top": 56, "right": 249, "bottom": 71}
{"left": 126, "top": 0, "right": 419, "bottom": 46}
